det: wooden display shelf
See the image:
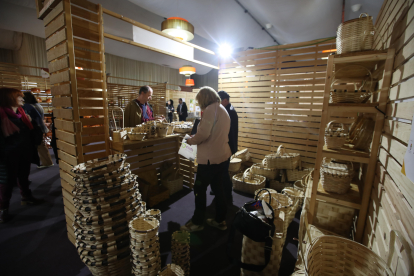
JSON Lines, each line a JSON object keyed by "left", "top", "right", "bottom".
{"left": 322, "top": 145, "right": 370, "bottom": 163}
{"left": 111, "top": 134, "right": 180, "bottom": 152}
{"left": 328, "top": 103, "right": 380, "bottom": 114}
{"left": 316, "top": 181, "right": 361, "bottom": 209}
{"left": 333, "top": 50, "right": 388, "bottom": 64}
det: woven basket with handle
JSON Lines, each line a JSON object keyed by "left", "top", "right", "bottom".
{"left": 336, "top": 13, "right": 374, "bottom": 54}
{"left": 234, "top": 148, "right": 251, "bottom": 162}
{"left": 250, "top": 163, "right": 279, "bottom": 179}
{"left": 262, "top": 145, "right": 300, "bottom": 169}
{"left": 330, "top": 65, "right": 374, "bottom": 103}
{"left": 324, "top": 121, "right": 348, "bottom": 150}
{"left": 232, "top": 168, "right": 266, "bottom": 195}
{"left": 320, "top": 158, "right": 353, "bottom": 194}
{"left": 161, "top": 169, "right": 184, "bottom": 196}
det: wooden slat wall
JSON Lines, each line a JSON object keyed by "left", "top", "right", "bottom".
{"left": 363, "top": 0, "right": 414, "bottom": 274}
{"left": 151, "top": 83, "right": 167, "bottom": 116}
{"left": 218, "top": 39, "right": 336, "bottom": 167}
{"left": 42, "top": 0, "right": 110, "bottom": 244}
{"left": 166, "top": 89, "right": 198, "bottom": 114}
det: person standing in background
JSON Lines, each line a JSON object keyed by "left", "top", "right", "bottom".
{"left": 167, "top": 99, "right": 174, "bottom": 123}
{"left": 23, "top": 92, "right": 54, "bottom": 169}
{"left": 0, "top": 88, "right": 44, "bottom": 223}
{"left": 177, "top": 98, "right": 188, "bottom": 121}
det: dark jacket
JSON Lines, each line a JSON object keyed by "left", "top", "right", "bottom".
{"left": 167, "top": 100, "right": 174, "bottom": 117}
{"left": 225, "top": 103, "right": 238, "bottom": 155}
{"left": 177, "top": 102, "right": 188, "bottom": 118}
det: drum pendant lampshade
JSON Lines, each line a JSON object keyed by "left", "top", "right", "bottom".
{"left": 179, "top": 65, "right": 196, "bottom": 76}
{"left": 161, "top": 17, "right": 194, "bottom": 42}
{"left": 185, "top": 79, "right": 194, "bottom": 86}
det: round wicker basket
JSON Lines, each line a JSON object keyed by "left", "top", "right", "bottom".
{"left": 232, "top": 168, "right": 266, "bottom": 195}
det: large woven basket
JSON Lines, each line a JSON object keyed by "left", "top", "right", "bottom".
{"left": 330, "top": 65, "right": 374, "bottom": 103}
{"left": 232, "top": 168, "right": 266, "bottom": 195}
{"left": 161, "top": 170, "right": 184, "bottom": 196}
{"left": 263, "top": 145, "right": 300, "bottom": 169}
{"left": 321, "top": 158, "right": 353, "bottom": 194}
{"left": 250, "top": 163, "right": 279, "bottom": 179}
{"left": 324, "top": 121, "right": 348, "bottom": 150}
{"left": 336, "top": 13, "right": 374, "bottom": 54}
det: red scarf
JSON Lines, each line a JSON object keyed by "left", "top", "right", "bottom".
{"left": 0, "top": 106, "right": 33, "bottom": 137}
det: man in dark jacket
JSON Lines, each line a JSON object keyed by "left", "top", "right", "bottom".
{"left": 177, "top": 98, "right": 188, "bottom": 121}
{"left": 218, "top": 90, "right": 238, "bottom": 201}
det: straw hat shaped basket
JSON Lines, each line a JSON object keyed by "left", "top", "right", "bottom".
{"left": 320, "top": 158, "right": 353, "bottom": 194}
{"left": 330, "top": 65, "right": 374, "bottom": 103}
{"left": 263, "top": 145, "right": 300, "bottom": 169}
{"left": 324, "top": 121, "right": 348, "bottom": 150}
{"left": 251, "top": 163, "right": 279, "bottom": 180}
{"left": 336, "top": 13, "right": 374, "bottom": 54}
{"left": 304, "top": 230, "right": 413, "bottom": 276}
{"left": 232, "top": 168, "right": 266, "bottom": 195}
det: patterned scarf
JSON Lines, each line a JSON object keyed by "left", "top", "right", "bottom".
{"left": 0, "top": 106, "right": 33, "bottom": 137}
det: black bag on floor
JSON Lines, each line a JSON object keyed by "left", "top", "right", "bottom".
{"left": 227, "top": 188, "right": 275, "bottom": 272}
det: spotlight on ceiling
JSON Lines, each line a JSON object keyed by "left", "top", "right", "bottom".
{"left": 351, "top": 4, "right": 362, "bottom": 12}
{"left": 218, "top": 44, "right": 233, "bottom": 58}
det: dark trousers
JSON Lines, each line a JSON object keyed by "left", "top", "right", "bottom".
{"left": 0, "top": 153, "right": 32, "bottom": 209}
{"left": 168, "top": 114, "right": 173, "bottom": 123}
{"left": 191, "top": 159, "right": 229, "bottom": 225}
{"left": 179, "top": 115, "right": 186, "bottom": 122}
{"left": 223, "top": 157, "right": 233, "bottom": 199}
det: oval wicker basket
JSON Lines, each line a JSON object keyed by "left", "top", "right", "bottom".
{"left": 229, "top": 157, "right": 242, "bottom": 172}
{"left": 251, "top": 163, "right": 278, "bottom": 179}
{"left": 337, "top": 13, "right": 374, "bottom": 54}
{"left": 262, "top": 145, "right": 300, "bottom": 169}
{"left": 324, "top": 121, "right": 348, "bottom": 150}
{"left": 232, "top": 168, "right": 266, "bottom": 195}
{"left": 320, "top": 158, "right": 353, "bottom": 194}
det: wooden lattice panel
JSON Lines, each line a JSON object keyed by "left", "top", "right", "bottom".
{"left": 219, "top": 38, "right": 336, "bottom": 167}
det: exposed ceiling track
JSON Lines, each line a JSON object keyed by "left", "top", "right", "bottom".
{"left": 234, "top": 0, "right": 280, "bottom": 45}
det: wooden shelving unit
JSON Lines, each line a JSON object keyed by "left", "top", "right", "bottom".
{"left": 308, "top": 49, "right": 395, "bottom": 242}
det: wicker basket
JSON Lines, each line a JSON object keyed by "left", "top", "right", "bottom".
{"left": 330, "top": 65, "right": 374, "bottom": 103}
{"left": 324, "top": 121, "right": 348, "bottom": 150}
{"left": 157, "top": 125, "right": 169, "bottom": 138}
{"left": 286, "top": 167, "right": 312, "bottom": 182}
{"left": 321, "top": 158, "right": 353, "bottom": 194}
{"left": 171, "top": 231, "right": 190, "bottom": 276}
{"left": 72, "top": 154, "right": 127, "bottom": 175}
{"left": 234, "top": 148, "right": 250, "bottom": 162}
{"left": 348, "top": 115, "right": 375, "bottom": 151}
{"left": 337, "top": 13, "right": 374, "bottom": 54}
{"left": 128, "top": 132, "right": 146, "bottom": 141}
{"left": 161, "top": 170, "right": 184, "bottom": 196}
{"left": 263, "top": 145, "right": 300, "bottom": 169}
{"left": 232, "top": 168, "right": 266, "bottom": 195}
{"left": 269, "top": 180, "right": 292, "bottom": 191}
{"left": 250, "top": 163, "right": 279, "bottom": 179}
{"left": 229, "top": 157, "right": 242, "bottom": 172}
{"left": 159, "top": 264, "right": 185, "bottom": 276}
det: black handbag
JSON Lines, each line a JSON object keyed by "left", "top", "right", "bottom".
{"left": 227, "top": 188, "right": 276, "bottom": 272}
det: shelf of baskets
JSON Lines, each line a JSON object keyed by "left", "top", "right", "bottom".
{"left": 308, "top": 49, "right": 395, "bottom": 243}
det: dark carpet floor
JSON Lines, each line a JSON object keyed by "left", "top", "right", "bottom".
{"left": 0, "top": 150, "right": 299, "bottom": 276}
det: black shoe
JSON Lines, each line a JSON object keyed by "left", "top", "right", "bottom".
{"left": 0, "top": 209, "right": 9, "bottom": 223}
{"left": 21, "top": 196, "right": 45, "bottom": 206}
{"left": 210, "top": 191, "right": 215, "bottom": 195}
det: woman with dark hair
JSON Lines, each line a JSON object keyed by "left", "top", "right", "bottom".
{"left": 23, "top": 92, "right": 54, "bottom": 169}
{"left": 0, "top": 87, "right": 43, "bottom": 223}
{"left": 167, "top": 99, "right": 174, "bottom": 123}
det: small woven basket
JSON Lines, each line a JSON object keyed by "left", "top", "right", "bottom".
{"left": 250, "top": 163, "right": 279, "bottom": 180}
{"left": 320, "top": 158, "right": 353, "bottom": 194}
{"left": 336, "top": 13, "right": 374, "bottom": 54}
{"left": 324, "top": 121, "right": 348, "bottom": 150}
{"left": 232, "top": 168, "right": 266, "bottom": 195}
{"left": 229, "top": 157, "right": 242, "bottom": 172}
{"left": 128, "top": 132, "right": 146, "bottom": 141}
{"left": 263, "top": 145, "right": 300, "bottom": 169}
{"left": 157, "top": 125, "right": 169, "bottom": 138}
{"left": 161, "top": 170, "right": 184, "bottom": 196}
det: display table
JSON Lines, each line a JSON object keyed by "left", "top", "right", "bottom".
{"left": 110, "top": 134, "right": 195, "bottom": 189}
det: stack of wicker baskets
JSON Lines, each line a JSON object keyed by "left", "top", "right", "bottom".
{"left": 71, "top": 154, "right": 143, "bottom": 276}
{"left": 324, "top": 121, "right": 348, "bottom": 149}
{"left": 232, "top": 168, "right": 266, "bottom": 195}
{"left": 171, "top": 230, "right": 191, "bottom": 276}
{"left": 129, "top": 216, "right": 161, "bottom": 276}
{"left": 146, "top": 209, "right": 161, "bottom": 222}
{"left": 159, "top": 264, "right": 185, "bottom": 276}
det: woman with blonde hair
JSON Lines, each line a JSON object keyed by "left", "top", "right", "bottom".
{"left": 181, "top": 86, "right": 231, "bottom": 232}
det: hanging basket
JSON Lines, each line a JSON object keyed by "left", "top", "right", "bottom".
{"left": 232, "top": 168, "right": 266, "bottom": 195}
{"left": 320, "top": 158, "right": 353, "bottom": 194}
{"left": 336, "top": 13, "right": 374, "bottom": 54}
{"left": 262, "top": 145, "right": 301, "bottom": 169}
{"left": 324, "top": 121, "right": 348, "bottom": 150}
{"left": 250, "top": 163, "right": 279, "bottom": 180}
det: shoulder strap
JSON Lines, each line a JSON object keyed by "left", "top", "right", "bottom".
{"left": 227, "top": 221, "right": 275, "bottom": 272}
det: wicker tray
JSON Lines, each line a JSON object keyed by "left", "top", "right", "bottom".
{"left": 337, "top": 13, "right": 374, "bottom": 54}
{"left": 232, "top": 168, "right": 266, "bottom": 195}
{"left": 263, "top": 145, "right": 300, "bottom": 169}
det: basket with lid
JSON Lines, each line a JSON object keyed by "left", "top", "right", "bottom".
{"left": 324, "top": 121, "right": 348, "bottom": 150}
{"left": 262, "top": 145, "right": 300, "bottom": 169}
{"left": 320, "top": 158, "right": 354, "bottom": 194}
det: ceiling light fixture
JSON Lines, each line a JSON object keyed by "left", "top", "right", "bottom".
{"left": 179, "top": 65, "right": 196, "bottom": 76}
{"left": 219, "top": 44, "right": 233, "bottom": 58}
{"left": 185, "top": 79, "right": 195, "bottom": 86}
{"left": 161, "top": 17, "right": 194, "bottom": 42}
